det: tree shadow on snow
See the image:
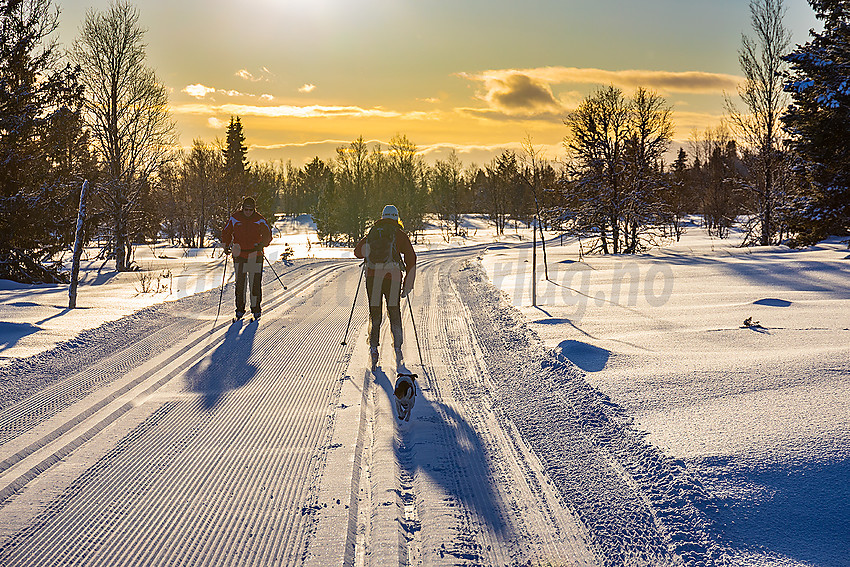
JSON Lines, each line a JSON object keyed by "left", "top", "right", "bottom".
{"left": 655, "top": 251, "right": 850, "bottom": 298}
{"left": 184, "top": 321, "right": 259, "bottom": 410}
{"left": 700, "top": 456, "right": 850, "bottom": 567}
{"left": 0, "top": 322, "right": 41, "bottom": 350}
{"left": 373, "top": 368, "right": 508, "bottom": 551}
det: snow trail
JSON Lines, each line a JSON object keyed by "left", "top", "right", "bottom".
{"left": 0, "top": 260, "right": 359, "bottom": 566}
{"left": 451, "top": 259, "right": 721, "bottom": 566}
{"left": 1, "top": 246, "right": 734, "bottom": 566}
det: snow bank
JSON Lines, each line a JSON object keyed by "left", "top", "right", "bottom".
{"left": 481, "top": 224, "right": 850, "bottom": 565}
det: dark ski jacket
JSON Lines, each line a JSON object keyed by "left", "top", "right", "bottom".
{"left": 354, "top": 219, "right": 416, "bottom": 279}
{"left": 222, "top": 210, "right": 272, "bottom": 260}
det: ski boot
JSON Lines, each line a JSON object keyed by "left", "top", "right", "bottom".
{"left": 232, "top": 310, "right": 245, "bottom": 323}
{"left": 394, "top": 346, "right": 406, "bottom": 372}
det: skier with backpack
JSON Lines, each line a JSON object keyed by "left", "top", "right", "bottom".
{"left": 354, "top": 205, "right": 416, "bottom": 371}
{"left": 221, "top": 196, "right": 273, "bottom": 321}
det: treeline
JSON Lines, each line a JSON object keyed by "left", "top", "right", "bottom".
{"left": 1, "top": 0, "right": 847, "bottom": 283}
{"left": 157, "top": 117, "right": 276, "bottom": 249}
{"left": 273, "top": 136, "right": 556, "bottom": 246}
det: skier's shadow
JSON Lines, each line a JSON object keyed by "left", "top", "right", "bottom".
{"left": 185, "top": 322, "right": 259, "bottom": 410}
{"left": 374, "top": 368, "right": 508, "bottom": 544}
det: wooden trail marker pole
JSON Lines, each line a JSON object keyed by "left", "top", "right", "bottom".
{"left": 69, "top": 180, "right": 88, "bottom": 310}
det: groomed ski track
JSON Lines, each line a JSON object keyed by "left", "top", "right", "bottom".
{"left": 0, "top": 246, "right": 719, "bottom": 566}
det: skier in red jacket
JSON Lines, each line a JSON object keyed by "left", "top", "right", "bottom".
{"left": 221, "top": 197, "right": 273, "bottom": 320}
{"left": 354, "top": 204, "right": 416, "bottom": 371}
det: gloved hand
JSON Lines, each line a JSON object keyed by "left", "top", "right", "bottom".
{"left": 401, "top": 266, "right": 416, "bottom": 299}
{"left": 401, "top": 276, "right": 413, "bottom": 298}
{"left": 224, "top": 245, "right": 232, "bottom": 255}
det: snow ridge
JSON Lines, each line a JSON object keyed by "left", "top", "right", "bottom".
{"left": 453, "top": 260, "right": 721, "bottom": 567}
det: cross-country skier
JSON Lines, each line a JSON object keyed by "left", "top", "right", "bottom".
{"left": 354, "top": 205, "right": 416, "bottom": 371}
{"left": 221, "top": 196, "right": 272, "bottom": 321}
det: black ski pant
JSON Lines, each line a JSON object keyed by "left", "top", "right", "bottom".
{"left": 365, "top": 269, "right": 403, "bottom": 349}
{"left": 233, "top": 254, "right": 264, "bottom": 315}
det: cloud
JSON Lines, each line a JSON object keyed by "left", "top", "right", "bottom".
{"left": 235, "top": 68, "right": 273, "bottom": 82}
{"left": 298, "top": 84, "right": 317, "bottom": 94}
{"left": 207, "top": 117, "right": 226, "bottom": 129}
{"left": 458, "top": 72, "right": 565, "bottom": 118}
{"left": 171, "top": 102, "right": 409, "bottom": 119}
{"left": 460, "top": 66, "right": 743, "bottom": 96}
{"left": 455, "top": 106, "right": 563, "bottom": 122}
{"left": 181, "top": 84, "right": 280, "bottom": 102}
{"left": 489, "top": 74, "right": 564, "bottom": 113}
{"left": 183, "top": 84, "right": 216, "bottom": 98}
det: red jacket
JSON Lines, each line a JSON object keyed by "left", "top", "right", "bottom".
{"left": 222, "top": 210, "right": 272, "bottom": 259}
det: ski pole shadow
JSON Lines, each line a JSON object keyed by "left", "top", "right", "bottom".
{"left": 185, "top": 322, "right": 259, "bottom": 410}
{"left": 373, "top": 368, "right": 508, "bottom": 544}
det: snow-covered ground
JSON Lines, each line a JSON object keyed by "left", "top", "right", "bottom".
{"left": 481, "top": 219, "right": 850, "bottom": 566}
{"left": 1, "top": 214, "right": 848, "bottom": 565}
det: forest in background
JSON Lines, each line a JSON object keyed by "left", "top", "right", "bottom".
{"left": 1, "top": 0, "right": 847, "bottom": 283}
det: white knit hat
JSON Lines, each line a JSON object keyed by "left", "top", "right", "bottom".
{"left": 381, "top": 204, "right": 399, "bottom": 221}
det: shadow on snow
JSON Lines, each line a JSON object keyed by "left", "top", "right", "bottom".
{"left": 185, "top": 321, "right": 259, "bottom": 410}
{"left": 553, "top": 339, "right": 610, "bottom": 372}
{"left": 698, "top": 455, "right": 850, "bottom": 567}
{"left": 372, "top": 367, "right": 508, "bottom": 554}
{"left": 0, "top": 322, "right": 41, "bottom": 350}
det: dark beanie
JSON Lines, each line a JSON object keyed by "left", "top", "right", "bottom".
{"left": 242, "top": 197, "right": 256, "bottom": 208}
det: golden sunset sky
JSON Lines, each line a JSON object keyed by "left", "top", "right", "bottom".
{"left": 57, "top": 0, "right": 820, "bottom": 165}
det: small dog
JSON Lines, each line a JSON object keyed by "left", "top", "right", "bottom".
{"left": 394, "top": 373, "right": 417, "bottom": 422}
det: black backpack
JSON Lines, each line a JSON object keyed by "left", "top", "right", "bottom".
{"left": 366, "top": 219, "right": 401, "bottom": 266}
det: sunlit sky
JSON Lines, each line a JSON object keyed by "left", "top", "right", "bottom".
{"left": 56, "top": 0, "right": 820, "bottom": 166}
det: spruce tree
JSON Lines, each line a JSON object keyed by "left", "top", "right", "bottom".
{"left": 667, "top": 147, "right": 690, "bottom": 241}
{"left": 222, "top": 116, "right": 249, "bottom": 215}
{"left": 781, "top": 0, "right": 850, "bottom": 243}
{"left": 0, "top": 0, "right": 89, "bottom": 282}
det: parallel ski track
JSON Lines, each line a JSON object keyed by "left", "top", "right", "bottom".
{"left": 0, "top": 260, "right": 368, "bottom": 566}
{"left": 0, "top": 263, "right": 344, "bottom": 508}
{"left": 0, "top": 261, "right": 336, "bottom": 448}
{"left": 382, "top": 248, "right": 597, "bottom": 567}
{"left": 414, "top": 253, "right": 508, "bottom": 565}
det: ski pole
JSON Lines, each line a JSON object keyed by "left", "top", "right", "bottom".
{"left": 266, "top": 257, "right": 288, "bottom": 290}
{"left": 341, "top": 262, "right": 365, "bottom": 346}
{"left": 407, "top": 295, "right": 424, "bottom": 367}
{"left": 212, "top": 251, "right": 228, "bottom": 331}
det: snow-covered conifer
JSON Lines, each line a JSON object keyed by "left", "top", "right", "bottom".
{"left": 781, "top": 0, "right": 850, "bottom": 243}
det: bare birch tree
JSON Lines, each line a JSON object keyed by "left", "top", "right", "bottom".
{"left": 565, "top": 86, "right": 632, "bottom": 254}
{"left": 70, "top": 0, "right": 174, "bottom": 270}
{"left": 623, "top": 87, "right": 674, "bottom": 252}
{"left": 725, "top": 0, "right": 791, "bottom": 245}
